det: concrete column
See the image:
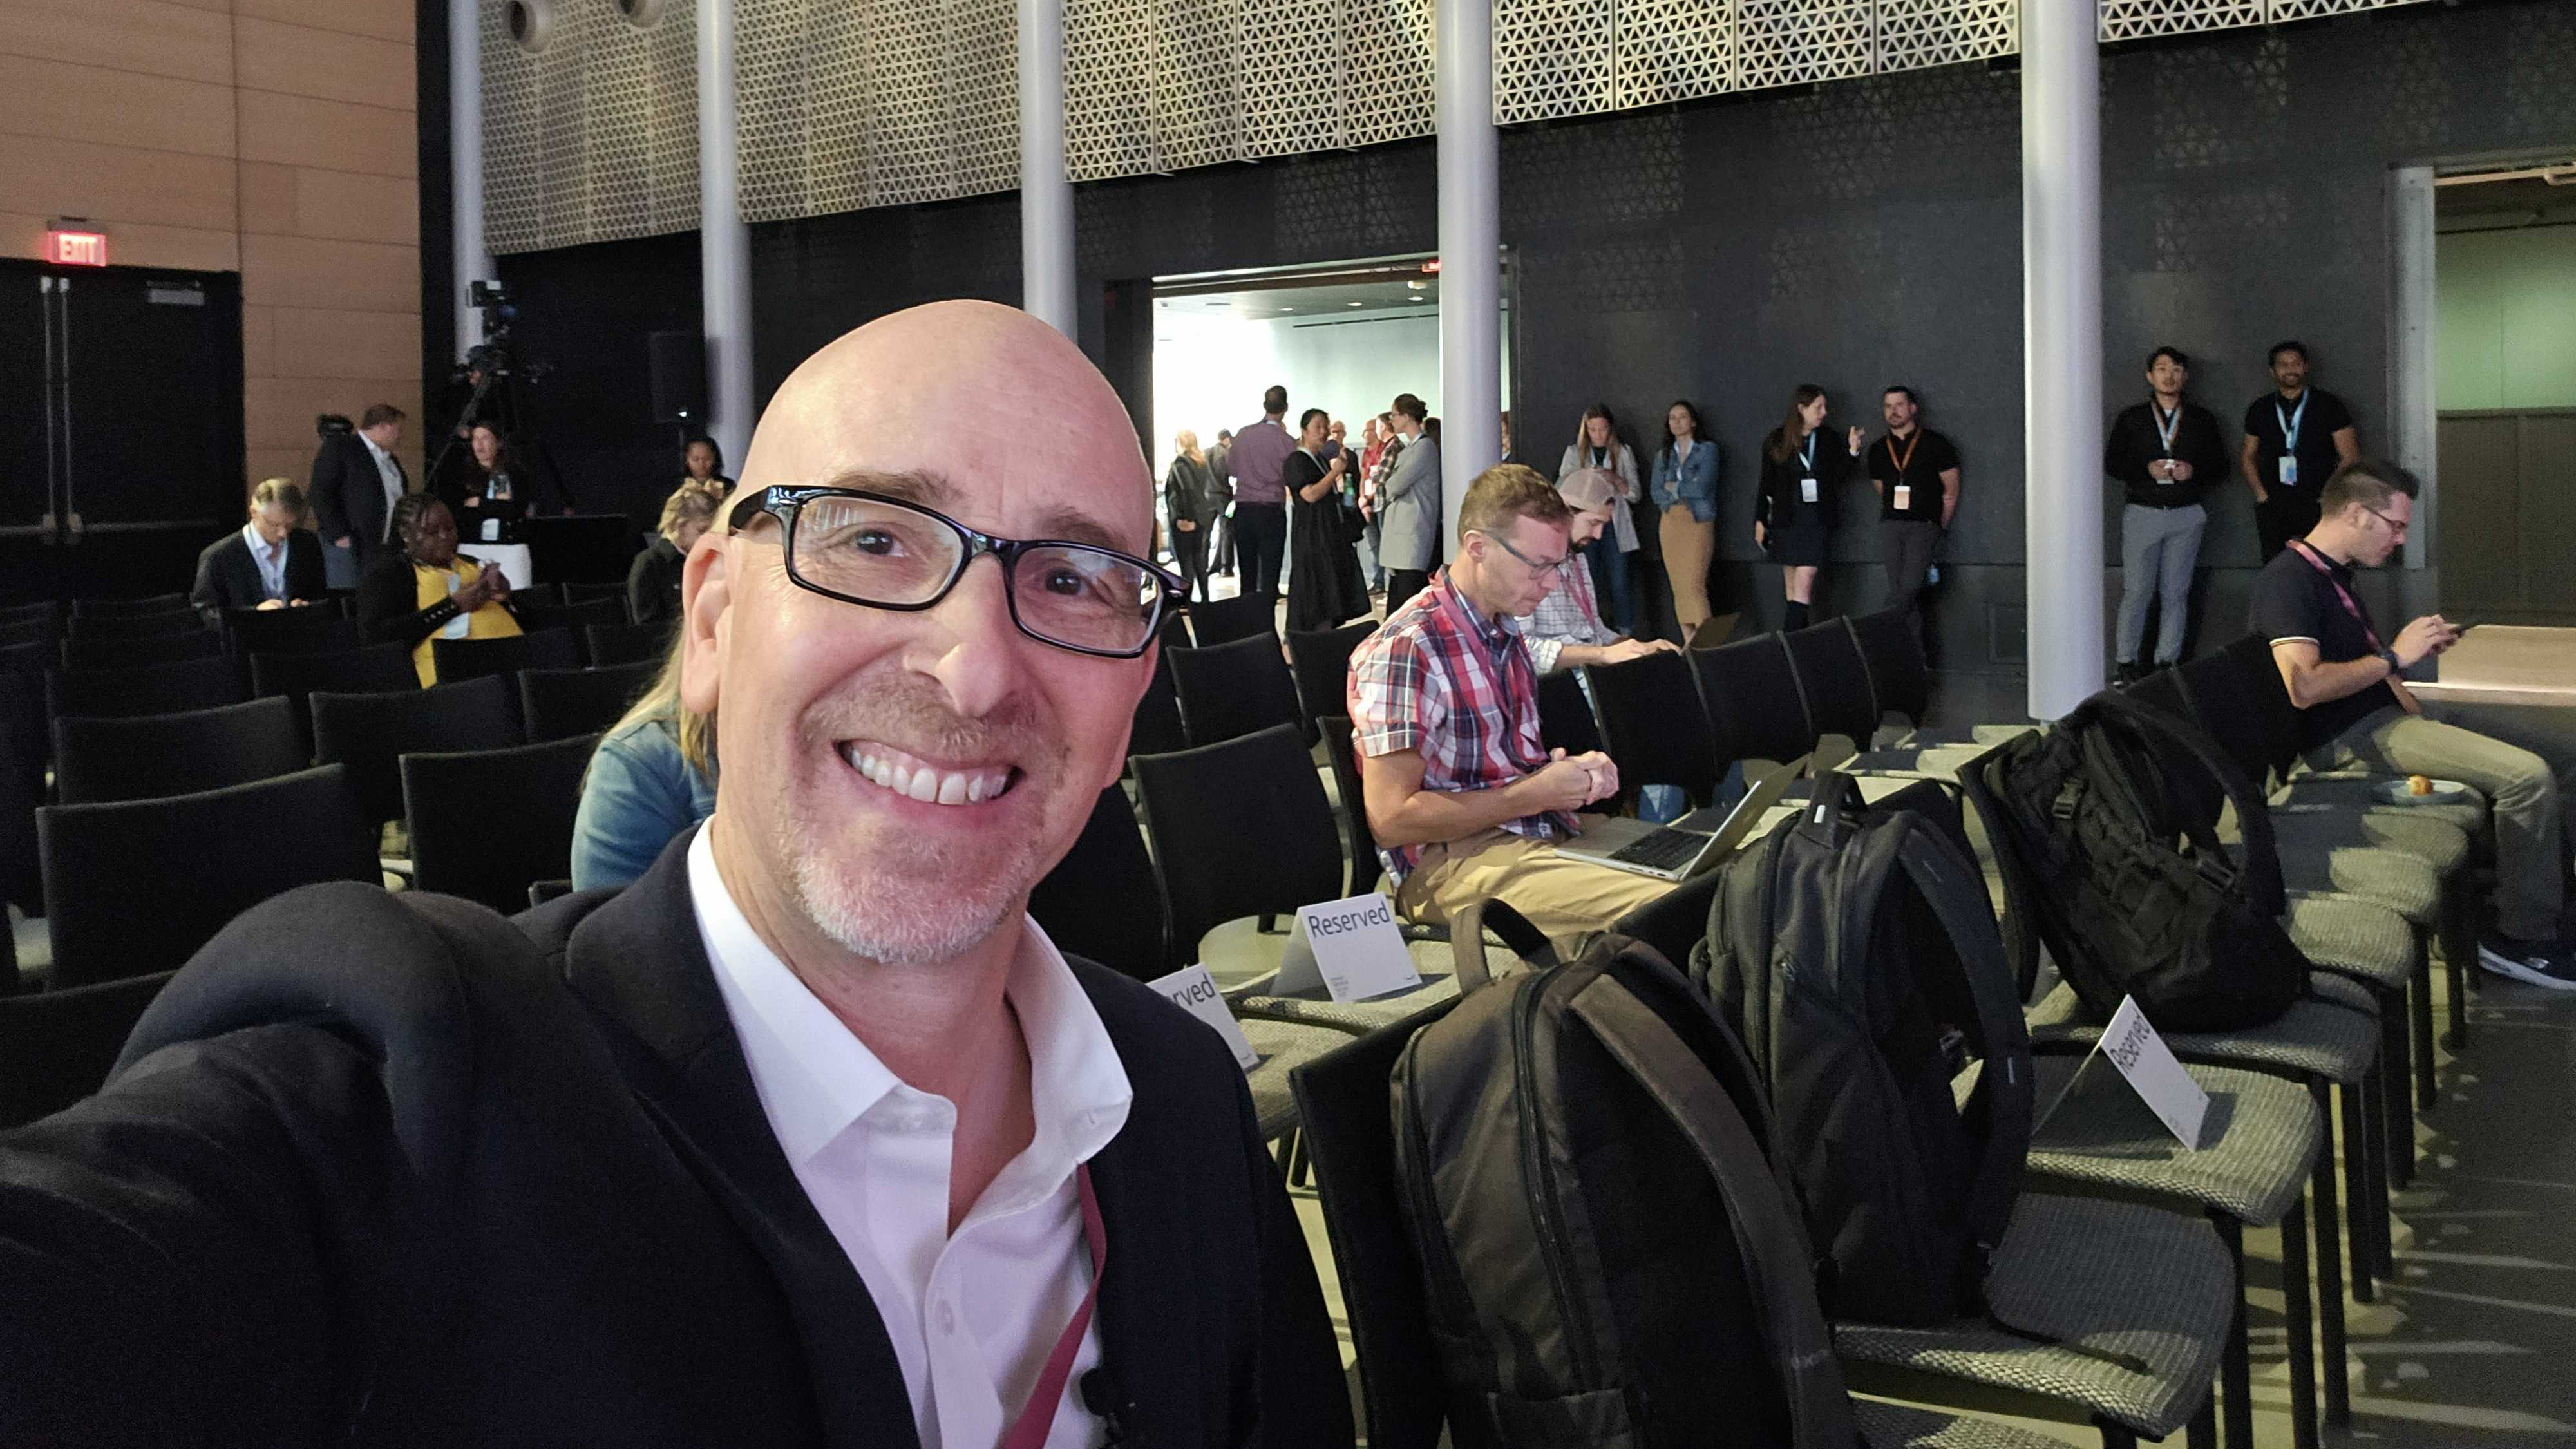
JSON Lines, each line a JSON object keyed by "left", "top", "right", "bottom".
{"left": 2021, "top": 0, "right": 2103, "bottom": 719}
{"left": 698, "top": 0, "right": 757, "bottom": 466}
{"left": 448, "top": 0, "right": 495, "bottom": 363}
{"left": 1435, "top": 0, "right": 1499, "bottom": 549}
{"left": 2389, "top": 166, "right": 2438, "bottom": 577}
{"left": 1018, "top": 0, "right": 1076, "bottom": 336}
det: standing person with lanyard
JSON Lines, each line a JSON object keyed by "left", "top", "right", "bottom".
{"left": 1756, "top": 384, "right": 1861, "bottom": 635}
{"left": 2252, "top": 459, "right": 2576, "bottom": 986}
{"left": 2104, "top": 345, "right": 2229, "bottom": 683}
{"left": 1557, "top": 406, "right": 1643, "bottom": 633}
{"left": 1867, "top": 385, "right": 1962, "bottom": 645}
{"left": 2240, "top": 340, "right": 2361, "bottom": 561}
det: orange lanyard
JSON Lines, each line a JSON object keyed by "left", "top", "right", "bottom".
{"left": 1884, "top": 431, "right": 1919, "bottom": 477}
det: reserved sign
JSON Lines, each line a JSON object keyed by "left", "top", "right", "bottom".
{"left": 1271, "top": 892, "right": 1424, "bottom": 1003}
{"left": 2036, "top": 994, "right": 2211, "bottom": 1150}
{"left": 1147, "top": 965, "right": 1260, "bottom": 1074}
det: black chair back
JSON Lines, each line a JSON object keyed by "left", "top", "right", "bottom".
{"left": 1285, "top": 621, "right": 1376, "bottom": 732}
{"left": 2200, "top": 633, "right": 2307, "bottom": 789}
{"left": 224, "top": 607, "right": 360, "bottom": 658}
{"left": 1156, "top": 611, "right": 1193, "bottom": 652}
{"left": 1127, "top": 651, "right": 1188, "bottom": 764}
{"left": 312, "top": 674, "right": 522, "bottom": 826}
{"left": 70, "top": 593, "right": 188, "bottom": 618}
{"left": 0, "top": 618, "right": 52, "bottom": 652}
{"left": 61, "top": 627, "right": 227, "bottom": 672}
{"left": 402, "top": 734, "right": 599, "bottom": 914}
{"left": 1581, "top": 650, "right": 1719, "bottom": 807}
{"left": 1611, "top": 869, "right": 1723, "bottom": 968}
{"left": 0, "top": 971, "right": 175, "bottom": 1129}
{"left": 431, "top": 627, "right": 580, "bottom": 685}
{"left": 519, "top": 661, "right": 658, "bottom": 743}
{"left": 1845, "top": 608, "right": 1931, "bottom": 728}
{"left": 1317, "top": 714, "right": 1376, "bottom": 891}
{"left": 39, "top": 764, "right": 378, "bottom": 988}
{"left": 1692, "top": 634, "right": 1814, "bottom": 769}
{"left": 48, "top": 653, "right": 245, "bottom": 722}
{"left": 1782, "top": 620, "right": 1880, "bottom": 745}
{"left": 1130, "top": 723, "right": 1343, "bottom": 960}
{"left": 252, "top": 641, "right": 419, "bottom": 703}
{"left": 1185, "top": 593, "right": 1273, "bottom": 647}
{"left": 1286, "top": 1006, "right": 1462, "bottom": 1449}
{"left": 0, "top": 601, "right": 57, "bottom": 629}
{"left": 514, "top": 595, "right": 627, "bottom": 641}
{"left": 1535, "top": 669, "right": 1603, "bottom": 755}
{"left": 64, "top": 608, "right": 207, "bottom": 640}
{"left": 1028, "top": 785, "right": 1175, "bottom": 981}
{"left": 1168, "top": 633, "right": 1308, "bottom": 748}
{"left": 54, "top": 697, "right": 308, "bottom": 805}
{"left": 584, "top": 620, "right": 674, "bottom": 668}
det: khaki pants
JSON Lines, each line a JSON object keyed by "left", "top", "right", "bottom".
{"left": 2332, "top": 705, "right": 2573, "bottom": 942}
{"left": 1394, "top": 816, "right": 1679, "bottom": 940}
{"left": 1660, "top": 506, "right": 1717, "bottom": 636}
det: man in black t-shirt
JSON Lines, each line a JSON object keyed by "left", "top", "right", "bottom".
{"left": 2105, "top": 346, "right": 2230, "bottom": 682}
{"left": 2239, "top": 341, "right": 2360, "bottom": 561}
{"left": 2250, "top": 459, "right": 2576, "bottom": 988}
{"left": 1868, "top": 385, "right": 1960, "bottom": 641}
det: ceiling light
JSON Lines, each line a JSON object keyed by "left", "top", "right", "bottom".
{"left": 1347, "top": 301, "right": 1365, "bottom": 308}
{"left": 1408, "top": 295, "right": 1428, "bottom": 302}
{"left": 1406, "top": 280, "right": 1426, "bottom": 291}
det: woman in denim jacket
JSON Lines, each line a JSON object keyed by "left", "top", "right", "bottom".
{"left": 570, "top": 628, "right": 717, "bottom": 890}
{"left": 1651, "top": 399, "right": 1721, "bottom": 637}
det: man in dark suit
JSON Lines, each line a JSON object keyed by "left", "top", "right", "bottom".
{"left": 189, "top": 477, "right": 327, "bottom": 618}
{"left": 0, "top": 302, "right": 1349, "bottom": 1448}
{"left": 308, "top": 402, "right": 410, "bottom": 575}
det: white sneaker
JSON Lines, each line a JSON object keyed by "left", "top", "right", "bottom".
{"left": 2477, "top": 935, "right": 2576, "bottom": 991}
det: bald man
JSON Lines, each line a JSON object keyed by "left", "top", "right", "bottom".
{"left": 0, "top": 303, "right": 1350, "bottom": 1448}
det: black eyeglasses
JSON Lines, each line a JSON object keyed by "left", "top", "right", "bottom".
{"left": 2362, "top": 504, "right": 2409, "bottom": 537}
{"left": 1472, "top": 528, "right": 1567, "bottom": 574}
{"left": 726, "top": 484, "right": 1186, "bottom": 658}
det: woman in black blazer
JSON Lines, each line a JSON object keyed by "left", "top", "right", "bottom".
{"left": 1757, "top": 384, "right": 1862, "bottom": 634}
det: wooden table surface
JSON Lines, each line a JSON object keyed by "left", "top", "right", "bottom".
{"left": 2412, "top": 625, "right": 2576, "bottom": 708}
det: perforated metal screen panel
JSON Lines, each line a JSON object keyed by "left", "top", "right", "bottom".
{"left": 484, "top": 0, "right": 2436, "bottom": 249}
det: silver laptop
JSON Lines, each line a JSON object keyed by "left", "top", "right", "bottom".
{"left": 1552, "top": 756, "right": 1802, "bottom": 883}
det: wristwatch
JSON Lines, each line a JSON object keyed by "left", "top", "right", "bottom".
{"left": 2377, "top": 647, "right": 2403, "bottom": 677}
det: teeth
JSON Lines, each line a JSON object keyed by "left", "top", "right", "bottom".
{"left": 936, "top": 773, "right": 969, "bottom": 806}
{"left": 887, "top": 762, "right": 913, "bottom": 797}
{"left": 906, "top": 770, "right": 938, "bottom": 803}
{"left": 967, "top": 775, "right": 987, "bottom": 804}
{"left": 843, "top": 744, "right": 1013, "bottom": 806}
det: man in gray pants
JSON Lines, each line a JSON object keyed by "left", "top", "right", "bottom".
{"left": 1866, "top": 386, "right": 1960, "bottom": 644}
{"left": 2104, "top": 347, "right": 2230, "bottom": 681}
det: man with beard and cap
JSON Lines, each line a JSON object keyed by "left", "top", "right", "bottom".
{"left": 0, "top": 301, "right": 1350, "bottom": 1449}
{"left": 1517, "top": 467, "right": 1680, "bottom": 676}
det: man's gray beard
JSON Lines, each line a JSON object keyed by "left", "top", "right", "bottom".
{"left": 774, "top": 797, "right": 1036, "bottom": 968}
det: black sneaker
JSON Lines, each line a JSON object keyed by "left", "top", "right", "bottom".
{"left": 2477, "top": 934, "right": 2576, "bottom": 991}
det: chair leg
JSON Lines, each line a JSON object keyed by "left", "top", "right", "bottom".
{"left": 2308, "top": 1081, "right": 2352, "bottom": 1427}
{"left": 2100, "top": 1424, "right": 2141, "bottom": 1449}
{"left": 2377, "top": 987, "right": 2414, "bottom": 1188}
{"left": 2410, "top": 943, "right": 2439, "bottom": 1115}
{"left": 2185, "top": 1401, "right": 2217, "bottom": 1449}
{"left": 2282, "top": 1194, "right": 2320, "bottom": 1449}
{"left": 2441, "top": 878, "right": 2473, "bottom": 1052}
{"left": 2362, "top": 1074, "right": 2398, "bottom": 1280}
{"left": 2215, "top": 1213, "right": 2253, "bottom": 1449}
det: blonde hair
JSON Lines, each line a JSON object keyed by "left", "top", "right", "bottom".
{"left": 602, "top": 623, "right": 717, "bottom": 782}
{"left": 1458, "top": 463, "right": 1573, "bottom": 540}
{"left": 1174, "top": 430, "right": 1205, "bottom": 466}
{"left": 249, "top": 477, "right": 305, "bottom": 515}
{"left": 658, "top": 479, "right": 726, "bottom": 542}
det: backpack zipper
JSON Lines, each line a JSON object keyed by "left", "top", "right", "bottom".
{"left": 1513, "top": 971, "right": 1605, "bottom": 1385}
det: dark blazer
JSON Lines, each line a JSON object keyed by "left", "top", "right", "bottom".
{"left": 309, "top": 433, "right": 406, "bottom": 567}
{"left": 189, "top": 527, "right": 327, "bottom": 616}
{"left": 355, "top": 549, "right": 520, "bottom": 654}
{"left": 0, "top": 835, "right": 1350, "bottom": 1448}
{"left": 627, "top": 535, "right": 687, "bottom": 625}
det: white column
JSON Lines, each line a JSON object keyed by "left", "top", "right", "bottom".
{"left": 1018, "top": 0, "right": 1076, "bottom": 336}
{"left": 448, "top": 0, "right": 495, "bottom": 363}
{"left": 2388, "top": 166, "right": 2438, "bottom": 574}
{"left": 698, "top": 0, "right": 757, "bottom": 466}
{"left": 2021, "top": 0, "right": 2103, "bottom": 720}
{"left": 1434, "top": 0, "right": 1500, "bottom": 549}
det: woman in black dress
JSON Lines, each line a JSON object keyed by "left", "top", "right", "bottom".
{"left": 1284, "top": 408, "right": 1368, "bottom": 632}
{"left": 1756, "top": 384, "right": 1862, "bottom": 634}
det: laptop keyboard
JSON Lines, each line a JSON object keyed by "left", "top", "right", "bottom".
{"left": 1606, "top": 827, "right": 1709, "bottom": 871}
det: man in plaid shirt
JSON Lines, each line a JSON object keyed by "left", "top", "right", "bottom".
{"left": 1346, "top": 464, "right": 1678, "bottom": 936}
{"left": 1520, "top": 467, "right": 1681, "bottom": 676}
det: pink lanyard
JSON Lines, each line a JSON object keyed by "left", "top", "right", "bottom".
{"left": 997, "top": 1166, "right": 1109, "bottom": 1449}
{"left": 2285, "top": 540, "right": 2383, "bottom": 652}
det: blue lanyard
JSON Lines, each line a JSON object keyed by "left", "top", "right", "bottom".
{"left": 2275, "top": 391, "right": 2308, "bottom": 452}
{"left": 1799, "top": 433, "right": 1817, "bottom": 473}
{"left": 2150, "top": 402, "right": 2181, "bottom": 455}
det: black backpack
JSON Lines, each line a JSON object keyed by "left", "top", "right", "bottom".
{"left": 1689, "top": 775, "right": 2034, "bottom": 1329}
{"left": 1982, "top": 688, "right": 2308, "bottom": 1032}
{"left": 1388, "top": 901, "right": 1858, "bottom": 1449}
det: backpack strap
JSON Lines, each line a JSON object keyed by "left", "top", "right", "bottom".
{"left": 2091, "top": 688, "right": 2287, "bottom": 916}
{"left": 1566, "top": 976, "right": 1860, "bottom": 1449}
{"left": 1448, "top": 897, "right": 1557, "bottom": 994}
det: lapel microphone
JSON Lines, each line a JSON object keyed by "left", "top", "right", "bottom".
{"left": 1079, "top": 1368, "right": 1135, "bottom": 1448}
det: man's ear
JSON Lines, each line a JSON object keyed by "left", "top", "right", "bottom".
{"left": 679, "top": 531, "right": 730, "bottom": 717}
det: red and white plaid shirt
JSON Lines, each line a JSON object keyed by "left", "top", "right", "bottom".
{"left": 1347, "top": 570, "right": 1574, "bottom": 884}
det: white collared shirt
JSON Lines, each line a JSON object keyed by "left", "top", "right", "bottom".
{"left": 241, "top": 522, "right": 289, "bottom": 601}
{"left": 359, "top": 435, "right": 404, "bottom": 540}
{"left": 688, "top": 828, "right": 1132, "bottom": 1449}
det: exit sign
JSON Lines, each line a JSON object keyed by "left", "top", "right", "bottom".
{"left": 45, "top": 226, "right": 108, "bottom": 267}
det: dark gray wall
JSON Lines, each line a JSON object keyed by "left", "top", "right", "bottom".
{"left": 503, "top": 0, "right": 2576, "bottom": 665}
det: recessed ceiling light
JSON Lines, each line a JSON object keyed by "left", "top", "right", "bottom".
{"left": 1347, "top": 301, "right": 1365, "bottom": 307}
{"left": 1408, "top": 295, "right": 1428, "bottom": 302}
{"left": 1280, "top": 307, "right": 1294, "bottom": 314}
{"left": 1406, "top": 279, "right": 1426, "bottom": 291}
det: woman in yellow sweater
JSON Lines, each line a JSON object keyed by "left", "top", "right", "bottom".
{"left": 356, "top": 495, "right": 524, "bottom": 685}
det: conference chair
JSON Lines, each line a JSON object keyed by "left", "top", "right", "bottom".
{"left": 1533, "top": 669, "right": 1604, "bottom": 756}
{"left": 0, "top": 619, "right": 53, "bottom": 652}
{"left": 402, "top": 734, "right": 599, "bottom": 914}
{"left": 252, "top": 641, "right": 420, "bottom": 705}
{"left": 1027, "top": 784, "right": 1177, "bottom": 981}
{"left": 1692, "top": 634, "right": 1816, "bottom": 773}
{"left": 61, "top": 627, "right": 227, "bottom": 672}
{"left": 1782, "top": 619, "right": 1881, "bottom": 746}
{"left": 518, "top": 660, "right": 658, "bottom": 743}
{"left": 1284, "top": 621, "right": 1377, "bottom": 734}
{"left": 1155, "top": 611, "right": 1193, "bottom": 652}
{"left": 1184, "top": 593, "right": 1273, "bottom": 647}
{"left": 223, "top": 607, "right": 361, "bottom": 658}
{"left": 1126, "top": 650, "right": 1188, "bottom": 765}
{"left": 70, "top": 592, "right": 188, "bottom": 617}
{"left": 1847, "top": 607, "right": 1933, "bottom": 731}
{"left": 583, "top": 620, "right": 672, "bottom": 668}
{"left": 1580, "top": 649, "right": 1720, "bottom": 810}
{"left": 1167, "top": 633, "right": 1309, "bottom": 748}
{"left": 39, "top": 764, "right": 377, "bottom": 989}
{"left": 0, "top": 601, "right": 57, "bottom": 630}
{"left": 431, "top": 627, "right": 580, "bottom": 685}
{"left": 1316, "top": 716, "right": 1378, "bottom": 893}
{"left": 311, "top": 675, "right": 523, "bottom": 828}
{"left": 47, "top": 654, "right": 245, "bottom": 723}
{"left": 0, "top": 971, "right": 175, "bottom": 1129}
{"left": 53, "top": 697, "right": 307, "bottom": 806}
{"left": 514, "top": 594, "right": 625, "bottom": 642}
{"left": 64, "top": 607, "right": 207, "bottom": 641}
